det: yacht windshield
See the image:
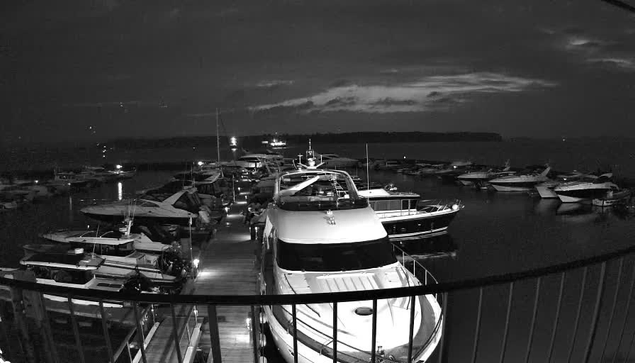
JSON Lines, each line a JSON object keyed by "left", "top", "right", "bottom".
{"left": 277, "top": 238, "right": 397, "bottom": 272}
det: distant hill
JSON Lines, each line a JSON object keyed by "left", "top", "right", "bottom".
{"left": 104, "top": 131, "right": 502, "bottom": 150}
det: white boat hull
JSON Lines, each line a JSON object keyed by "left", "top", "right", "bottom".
{"left": 491, "top": 184, "right": 534, "bottom": 192}
{"left": 536, "top": 185, "right": 559, "bottom": 199}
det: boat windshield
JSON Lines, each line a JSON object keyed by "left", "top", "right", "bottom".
{"left": 173, "top": 192, "right": 202, "bottom": 213}
{"left": 277, "top": 238, "right": 397, "bottom": 272}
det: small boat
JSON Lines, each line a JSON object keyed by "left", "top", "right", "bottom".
{"left": 358, "top": 186, "right": 463, "bottom": 240}
{"left": 592, "top": 189, "right": 632, "bottom": 207}
{"left": 259, "top": 159, "right": 443, "bottom": 363}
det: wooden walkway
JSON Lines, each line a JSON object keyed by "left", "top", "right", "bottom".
{"left": 142, "top": 203, "right": 260, "bottom": 363}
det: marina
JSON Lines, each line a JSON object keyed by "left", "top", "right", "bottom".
{"left": 1, "top": 140, "right": 635, "bottom": 363}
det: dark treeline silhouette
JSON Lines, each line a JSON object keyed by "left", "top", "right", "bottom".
{"left": 103, "top": 132, "right": 502, "bottom": 150}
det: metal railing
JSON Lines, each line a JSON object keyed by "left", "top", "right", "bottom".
{"left": 2, "top": 242, "right": 635, "bottom": 363}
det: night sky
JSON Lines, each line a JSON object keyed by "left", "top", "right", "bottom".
{"left": 2, "top": 0, "right": 635, "bottom": 145}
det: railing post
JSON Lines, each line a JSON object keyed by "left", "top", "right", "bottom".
{"left": 332, "top": 301, "right": 338, "bottom": 363}
{"left": 612, "top": 263, "right": 635, "bottom": 363}
{"left": 407, "top": 295, "right": 416, "bottom": 363}
{"left": 170, "top": 303, "right": 184, "bottom": 363}
{"left": 437, "top": 292, "right": 448, "bottom": 363}
{"left": 292, "top": 304, "right": 298, "bottom": 363}
{"left": 207, "top": 305, "right": 222, "bottom": 363}
{"left": 583, "top": 262, "right": 608, "bottom": 363}
{"left": 498, "top": 282, "right": 514, "bottom": 363}
{"left": 524, "top": 277, "right": 541, "bottom": 363}
{"left": 99, "top": 300, "right": 115, "bottom": 363}
{"left": 133, "top": 302, "right": 148, "bottom": 363}
{"left": 547, "top": 272, "right": 566, "bottom": 363}
{"left": 566, "top": 267, "right": 588, "bottom": 363}
{"left": 251, "top": 305, "right": 259, "bottom": 363}
{"left": 599, "top": 258, "right": 624, "bottom": 363}
{"left": 67, "top": 297, "right": 86, "bottom": 363}
{"left": 371, "top": 298, "right": 378, "bottom": 363}
{"left": 471, "top": 287, "right": 484, "bottom": 363}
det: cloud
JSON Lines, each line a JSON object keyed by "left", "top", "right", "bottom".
{"left": 545, "top": 27, "right": 635, "bottom": 72}
{"left": 255, "top": 80, "right": 295, "bottom": 88}
{"left": 250, "top": 72, "right": 555, "bottom": 114}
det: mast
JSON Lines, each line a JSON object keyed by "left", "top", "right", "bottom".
{"left": 366, "top": 143, "right": 370, "bottom": 190}
{"left": 216, "top": 108, "right": 221, "bottom": 163}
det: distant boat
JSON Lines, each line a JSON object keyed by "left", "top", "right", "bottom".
{"left": 489, "top": 166, "right": 551, "bottom": 192}
{"left": 592, "top": 188, "right": 632, "bottom": 207}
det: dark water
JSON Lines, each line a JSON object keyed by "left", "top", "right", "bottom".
{"left": 2, "top": 140, "right": 635, "bottom": 362}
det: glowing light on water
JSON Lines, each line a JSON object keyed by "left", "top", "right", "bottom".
{"left": 117, "top": 182, "right": 123, "bottom": 201}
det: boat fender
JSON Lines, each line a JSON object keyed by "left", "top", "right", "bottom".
{"left": 198, "top": 210, "right": 211, "bottom": 224}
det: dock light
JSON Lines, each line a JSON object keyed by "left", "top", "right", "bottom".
{"left": 193, "top": 258, "right": 200, "bottom": 268}
{"left": 224, "top": 206, "right": 230, "bottom": 213}
{"left": 116, "top": 164, "right": 122, "bottom": 170}
{"left": 197, "top": 161, "right": 204, "bottom": 167}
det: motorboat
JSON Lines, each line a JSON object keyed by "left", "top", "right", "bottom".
{"left": 554, "top": 173, "right": 618, "bottom": 203}
{"left": 12, "top": 248, "right": 152, "bottom": 307}
{"left": 593, "top": 189, "right": 632, "bottom": 207}
{"left": 358, "top": 186, "right": 463, "bottom": 240}
{"left": 41, "top": 219, "right": 177, "bottom": 253}
{"left": 54, "top": 170, "right": 96, "bottom": 189}
{"left": 535, "top": 171, "right": 597, "bottom": 199}
{"left": 489, "top": 166, "right": 551, "bottom": 192}
{"left": 457, "top": 161, "right": 514, "bottom": 188}
{"left": 259, "top": 161, "right": 443, "bottom": 363}
{"left": 23, "top": 241, "right": 187, "bottom": 293}
{"left": 81, "top": 188, "right": 209, "bottom": 226}
{"left": 315, "top": 153, "right": 359, "bottom": 169}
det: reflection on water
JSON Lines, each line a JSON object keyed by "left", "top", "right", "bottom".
{"left": 117, "top": 181, "right": 123, "bottom": 201}
{"left": 393, "top": 233, "right": 458, "bottom": 260}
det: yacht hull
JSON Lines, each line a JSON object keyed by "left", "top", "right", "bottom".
{"left": 491, "top": 183, "right": 536, "bottom": 192}
{"left": 381, "top": 209, "right": 459, "bottom": 240}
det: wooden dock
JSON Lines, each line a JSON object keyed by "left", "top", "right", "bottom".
{"left": 141, "top": 202, "right": 260, "bottom": 363}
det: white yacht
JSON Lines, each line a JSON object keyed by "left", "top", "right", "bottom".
{"left": 535, "top": 171, "right": 596, "bottom": 199}
{"left": 457, "top": 161, "right": 514, "bottom": 187}
{"left": 259, "top": 162, "right": 443, "bottom": 363}
{"left": 489, "top": 166, "right": 551, "bottom": 192}
{"left": 554, "top": 173, "right": 619, "bottom": 203}
{"left": 358, "top": 186, "right": 463, "bottom": 240}
{"left": 81, "top": 188, "right": 209, "bottom": 226}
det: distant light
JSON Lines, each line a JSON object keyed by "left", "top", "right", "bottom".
{"left": 34, "top": 180, "right": 38, "bottom": 184}
{"left": 403, "top": 156, "right": 406, "bottom": 159}
{"left": 116, "top": 164, "right": 122, "bottom": 170}
{"left": 197, "top": 161, "right": 204, "bottom": 166}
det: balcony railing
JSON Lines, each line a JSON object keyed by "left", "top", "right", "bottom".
{"left": 2, "top": 242, "right": 635, "bottom": 363}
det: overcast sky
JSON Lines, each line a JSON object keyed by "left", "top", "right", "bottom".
{"left": 2, "top": 0, "right": 635, "bottom": 144}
